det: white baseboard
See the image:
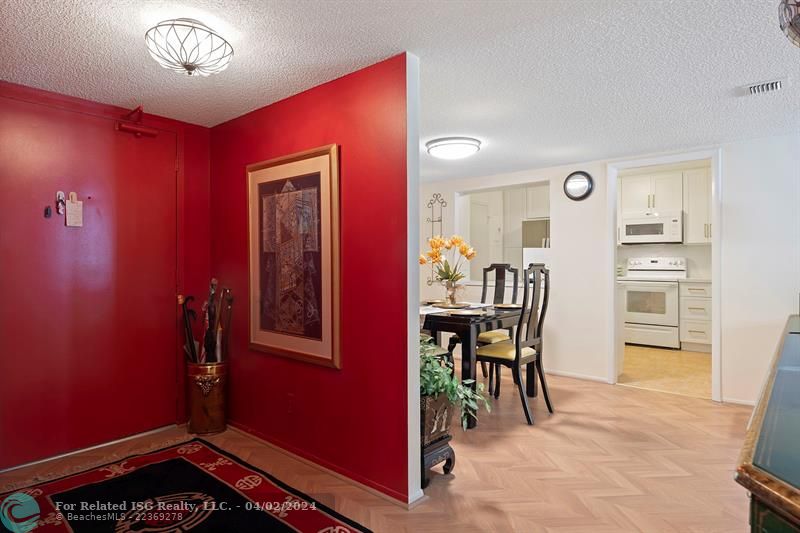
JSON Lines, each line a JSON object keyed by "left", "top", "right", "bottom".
{"left": 721, "top": 397, "right": 756, "bottom": 406}
{"left": 681, "top": 342, "right": 711, "bottom": 353}
{"left": 408, "top": 487, "right": 425, "bottom": 506}
{"left": 545, "top": 369, "right": 608, "bottom": 383}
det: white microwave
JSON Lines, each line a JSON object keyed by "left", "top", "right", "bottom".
{"left": 620, "top": 211, "right": 683, "bottom": 244}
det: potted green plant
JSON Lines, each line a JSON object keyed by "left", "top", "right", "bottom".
{"left": 420, "top": 334, "right": 491, "bottom": 430}
{"left": 419, "top": 334, "right": 490, "bottom": 486}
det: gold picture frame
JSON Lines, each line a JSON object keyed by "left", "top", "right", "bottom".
{"left": 247, "top": 145, "right": 340, "bottom": 368}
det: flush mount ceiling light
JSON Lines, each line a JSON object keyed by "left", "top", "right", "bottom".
{"left": 145, "top": 18, "right": 234, "bottom": 76}
{"left": 780, "top": 0, "right": 800, "bottom": 48}
{"left": 426, "top": 137, "right": 482, "bottom": 160}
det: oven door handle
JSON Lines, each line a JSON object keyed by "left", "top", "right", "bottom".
{"left": 617, "top": 281, "right": 678, "bottom": 291}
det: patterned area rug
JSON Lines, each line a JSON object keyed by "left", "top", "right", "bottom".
{"left": 0, "top": 439, "right": 370, "bottom": 532}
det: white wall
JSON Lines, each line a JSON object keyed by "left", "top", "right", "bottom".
{"left": 547, "top": 160, "right": 611, "bottom": 381}
{"left": 719, "top": 135, "right": 800, "bottom": 404}
{"left": 420, "top": 133, "right": 800, "bottom": 402}
{"left": 421, "top": 164, "right": 610, "bottom": 383}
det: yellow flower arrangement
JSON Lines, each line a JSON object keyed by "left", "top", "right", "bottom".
{"left": 420, "top": 234, "right": 477, "bottom": 283}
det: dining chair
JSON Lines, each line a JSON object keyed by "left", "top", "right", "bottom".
{"left": 475, "top": 264, "right": 552, "bottom": 425}
{"left": 479, "top": 263, "right": 519, "bottom": 395}
{"left": 447, "top": 263, "right": 519, "bottom": 382}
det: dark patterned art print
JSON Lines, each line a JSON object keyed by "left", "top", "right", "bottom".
{"left": 258, "top": 172, "right": 323, "bottom": 340}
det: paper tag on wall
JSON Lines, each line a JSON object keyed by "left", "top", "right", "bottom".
{"left": 65, "top": 192, "right": 83, "bottom": 227}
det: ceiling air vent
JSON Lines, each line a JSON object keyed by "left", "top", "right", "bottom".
{"left": 744, "top": 79, "right": 784, "bottom": 95}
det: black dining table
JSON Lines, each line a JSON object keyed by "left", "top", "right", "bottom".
{"left": 422, "top": 305, "right": 538, "bottom": 429}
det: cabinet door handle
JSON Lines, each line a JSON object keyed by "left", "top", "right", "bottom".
{"left": 652, "top": 194, "right": 655, "bottom": 208}
{"left": 688, "top": 288, "right": 705, "bottom": 292}
{"left": 688, "top": 307, "right": 706, "bottom": 311}
{"left": 688, "top": 330, "right": 705, "bottom": 335}
{"left": 704, "top": 223, "right": 707, "bottom": 238}
{"left": 646, "top": 194, "right": 650, "bottom": 208}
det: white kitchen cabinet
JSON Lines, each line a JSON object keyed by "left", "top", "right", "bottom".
{"left": 680, "top": 320, "right": 712, "bottom": 344}
{"left": 683, "top": 168, "right": 712, "bottom": 244}
{"left": 679, "top": 281, "right": 711, "bottom": 349}
{"left": 469, "top": 191, "right": 504, "bottom": 280}
{"left": 502, "top": 189, "right": 526, "bottom": 273}
{"left": 503, "top": 189, "right": 525, "bottom": 247}
{"left": 651, "top": 172, "right": 683, "bottom": 211}
{"left": 619, "top": 171, "right": 682, "bottom": 214}
{"left": 525, "top": 184, "right": 550, "bottom": 219}
{"left": 680, "top": 282, "right": 712, "bottom": 298}
{"left": 619, "top": 175, "right": 652, "bottom": 213}
{"left": 680, "top": 297, "right": 712, "bottom": 321}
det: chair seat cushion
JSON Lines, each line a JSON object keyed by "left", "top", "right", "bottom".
{"left": 477, "top": 329, "right": 510, "bottom": 344}
{"left": 476, "top": 342, "right": 535, "bottom": 361}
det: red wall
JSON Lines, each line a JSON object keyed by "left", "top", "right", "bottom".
{"left": 177, "top": 124, "right": 212, "bottom": 423}
{"left": 0, "top": 82, "right": 210, "bottom": 469}
{"left": 210, "top": 54, "right": 409, "bottom": 501}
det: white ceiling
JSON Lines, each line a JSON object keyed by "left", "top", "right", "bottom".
{"left": 1, "top": 0, "right": 797, "bottom": 181}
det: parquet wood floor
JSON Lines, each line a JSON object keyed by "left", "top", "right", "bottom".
{"left": 0, "top": 373, "right": 751, "bottom": 532}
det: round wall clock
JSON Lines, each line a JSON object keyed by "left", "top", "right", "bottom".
{"left": 563, "top": 171, "right": 594, "bottom": 201}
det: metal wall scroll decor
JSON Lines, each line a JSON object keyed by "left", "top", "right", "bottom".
{"left": 425, "top": 193, "right": 447, "bottom": 286}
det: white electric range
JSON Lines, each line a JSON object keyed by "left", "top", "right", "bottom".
{"left": 617, "top": 257, "right": 687, "bottom": 349}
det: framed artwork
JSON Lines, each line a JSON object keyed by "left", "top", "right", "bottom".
{"left": 247, "top": 145, "right": 340, "bottom": 368}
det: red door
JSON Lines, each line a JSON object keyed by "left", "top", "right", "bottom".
{"left": 0, "top": 95, "right": 177, "bottom": 469}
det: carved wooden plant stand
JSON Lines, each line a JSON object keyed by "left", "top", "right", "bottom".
{"left": 421, "top": 393, "right": 456, "bottom": 488}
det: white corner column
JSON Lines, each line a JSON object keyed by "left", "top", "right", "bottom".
{"left": 405, "top": 52, "right": 423, "bottom": 505}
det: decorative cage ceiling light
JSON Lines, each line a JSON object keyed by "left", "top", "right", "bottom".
{"left": 780, "top": 0, "right": 800, "bottom": 48}
{"left": 145, "top": 18, "right": 234, "bottom": 76}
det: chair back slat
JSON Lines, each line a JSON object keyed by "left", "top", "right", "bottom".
{"left": 536, "top": 267, "right": 550, "bottom": 338}
{"left": 480, "top": 263, "right": 519, "bottom": 304}
{"left": 514, "top": 264, "right": 550, "bottom": 359}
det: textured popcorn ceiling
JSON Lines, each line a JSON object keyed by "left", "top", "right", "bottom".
{"left": 0, "top": 0, "right": 797, "bottom": 181}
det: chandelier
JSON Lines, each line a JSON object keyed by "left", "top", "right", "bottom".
{"left": 145, "top": 18, "right": 234, "bottom": 76}
{"left": 780, "top": 0, "right": 800, "bottom": 48}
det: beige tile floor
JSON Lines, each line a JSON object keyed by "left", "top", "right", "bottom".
{"left": 618, "top": 344, "right": 712, "bottom": 399}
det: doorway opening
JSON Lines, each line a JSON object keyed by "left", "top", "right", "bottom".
{"left": 453, "top": 181, "right": 551, "bottom": 289}
{"left": 607, "top": 151, "right": 721, "bottom": 401}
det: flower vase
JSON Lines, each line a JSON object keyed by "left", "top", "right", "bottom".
{"left": 445, "top": 281, "right": 458, "bottom": 306}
